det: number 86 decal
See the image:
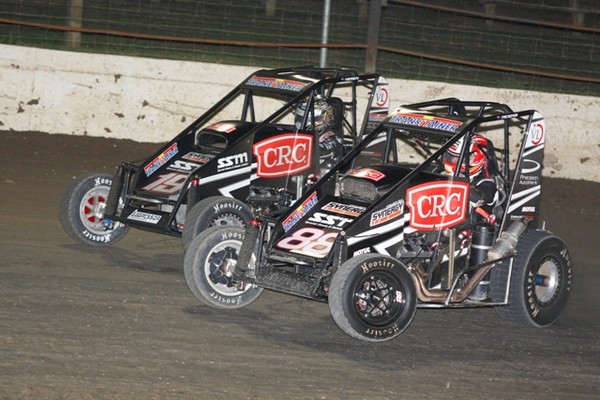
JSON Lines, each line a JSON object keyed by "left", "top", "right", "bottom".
{"left": 276, "top": 227, "right": 338, "bottom": 258}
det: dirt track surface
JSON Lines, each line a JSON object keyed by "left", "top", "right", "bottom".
{"left": 1, "top": 131, "right": 599, "bottom": 400}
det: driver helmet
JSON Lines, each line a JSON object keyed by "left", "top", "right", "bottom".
{"left": 444, "top": 134, "right": 489, "bottom": 180}
{"left": 295, "top": 96, "right": 335, "bottom": 134}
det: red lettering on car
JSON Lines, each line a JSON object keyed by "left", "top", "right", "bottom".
{"left": 406, "top": 181, "right": 469, "bottom": 230}
{"left": 253, "top": 133, "right": 313, "bottom": 178}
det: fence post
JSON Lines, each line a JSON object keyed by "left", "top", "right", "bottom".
{"left": 365, "top": 0, "right": 382, "bottom": 74}
{"left": 65, "top": 0, "right": 84, "bottom": 49}
{"left": 320, "top": 0, "right": 332, "bottom": 67}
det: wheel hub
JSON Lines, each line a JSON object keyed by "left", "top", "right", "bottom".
{"left": 534, "top": 258, "right": 560, "bottom": 304}
{"left": 355, "top": 274, "right": 404, "bottom": 324}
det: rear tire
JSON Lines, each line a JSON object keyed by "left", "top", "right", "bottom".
{"left": 59, "top": 173, "right": 129, "bottom": 246}
{"left": 182, "top": 196, "right": 252, "bottom": 251}
{"left": 490, "top": 230, "right": 573, "bottom": 327}
{"left": 184, "top": 226, "right": 263, "bottom": 309}
{"left": 328, "top": 254, "right": 417, "bottom": 342}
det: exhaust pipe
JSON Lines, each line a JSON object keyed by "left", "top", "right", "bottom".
{"left": 409, "top": 218, "right": 529, "bottom": 304}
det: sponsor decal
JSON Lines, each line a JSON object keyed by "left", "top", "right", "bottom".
{"left": 507, "top": 185, "right": 541, "bottom": 215}
{"left": 282, "top": 192, "right": 318, "bottom": 232}
{"left": 353, "top": 247, "right": 371, "bottom": 256}
{"left": 144, "top": 143, "right": 179, "bottom": 177}
{"left": 521, "top": 206, "right": 536, "bottom": 212}
{"left": 127, "top": 209, "right": 162, "bottom": 224}
{"left": 217, "top": 152, "right": 249, "bottom": 172}
{"left": 245, "top": 76, "right": 307, "bottom": 92}
{"left": 526, "top": 120, "right": 545, "bottom": 147}
{"left": 182, "top": 152, "right": 215, "bottom": 164}
{"left": 368, "top": 112, "right": 387, "bottom": 122}
{"left": 406, "top": 181, "right": 469, "bottom": 230}
{"left": 167, "top": 160, "right": 201, "bottom": 173}
{"left": 370, "top": 200, "right": 404, "bottom": 227}
{"left": 253, "top": 133, "right": 313, "bottom": 178}
{"left": 348, "top": 168, "right": 385, "bottom": 182}
{"left": 207, "top": 122, "right": 237, "bottom": 133}
{"left": 306, "top": 212, "right": 354, "bottom": 230}
{"left": 322, "top": 202, "right": 366, "bottom": 217}
{"left": 390, "top": 113, "right": 462, "bottom": 132}
{"left": 373, "top": 85, "right": 389, "bottom": 108}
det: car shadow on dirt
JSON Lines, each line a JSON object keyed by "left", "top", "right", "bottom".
{"left": 60, "top": 242, "right": 184, "bottom": 275}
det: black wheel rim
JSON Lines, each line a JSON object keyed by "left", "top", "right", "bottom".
{"left": 353, "top": 270, "right": 406, "bottom": 327}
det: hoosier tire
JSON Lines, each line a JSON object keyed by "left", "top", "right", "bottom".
{"left": 59, "top": 173, "right": 129, "bottom": 246}
{"left": 183, "top": 226, "right": 263, "bottom": 309}
{"left": 490, "top": 230, "right": 573, "bottom": 327}
{"left": 182, "top": 196, "right": 252, "bottom": 251}
{"left": 329, "top": 254, "right": 417, "bottom": 342}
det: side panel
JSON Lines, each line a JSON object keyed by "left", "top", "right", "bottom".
{"left": 504, "top": 111, "right": 545, "bottom": 227}
{"left": 274, "top": 195, "right": 367, "bottom": 259}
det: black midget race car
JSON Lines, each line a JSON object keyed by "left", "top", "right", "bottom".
{"left": 184, "top": 98, "right": 573, "bottom": 342}
{"left": 59, "top": 67, "right": 391, "bottom": 248}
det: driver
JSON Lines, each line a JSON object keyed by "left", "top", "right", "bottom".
{"left": 295, "top": 96, "right": 344, "bottom": 169}
{"left": 443, "top": 134, "right": 505, "bottom": 224}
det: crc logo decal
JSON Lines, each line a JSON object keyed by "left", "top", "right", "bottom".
{"left": 253, "top": 133, "right": 313, "bottom": 178}
{"left": 207, "top": 122, "right": 237, "bottom": 133}
{"left": 348, "top": 168, "right": 385, "bottom": 182}
{"left": 406, "top": 181, "right": 469, "bottom": 230}
{"left": 217, "top": 152, "right": 249, "bottom": 172}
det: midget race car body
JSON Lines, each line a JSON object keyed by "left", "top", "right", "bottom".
{"left": 184, "top": 98, "right": 573, "bottom": 342}
{"left": 59, "top": 67, "right": 390, "bottom": 248}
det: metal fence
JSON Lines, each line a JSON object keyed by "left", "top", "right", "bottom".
{"left": 1, "top": 0, "right": 598, "bottom": 96}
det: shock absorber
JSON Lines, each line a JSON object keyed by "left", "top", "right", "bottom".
{"left": 104, "top": 166, "right": 124, "bottom": 219}
{"left": 468, "top": 222, "right": 495, "bottom": 301}
{"left": 232, "top": 218, "right": 260, "bottom": 279}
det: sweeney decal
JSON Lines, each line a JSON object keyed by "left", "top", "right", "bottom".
{"left": 253, "top": 133, "right": 313, "bottom": 178}
{"left": 127, "top": 209, "right": 162, "bottom": 224}
{"left": 144, "top": 143, "right": 179, "bottom": 177}
{"left": 282, "top": 192, "right": 318, "bottom": 232}
{"left": 406, "top": 181, "right": 469, "bottom": 230}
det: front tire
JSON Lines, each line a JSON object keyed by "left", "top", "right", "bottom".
{"left": 183, "top": 226, "right": 263, "bottom": 309}
{"left": 182, "top": 196, "right": 252, "bottom": 251}
{"left": 59, "top": 173, "right": 129, "bottom": 246}
{"left": 490, "top": 230, "right": 573, "bottom": 327}
{"left": 328, "top": 254, "right": 417, "bottom": 342}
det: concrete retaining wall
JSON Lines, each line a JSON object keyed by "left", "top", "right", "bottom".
{"left": 1, "top": 44, "right": 597, "bottom": 181}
